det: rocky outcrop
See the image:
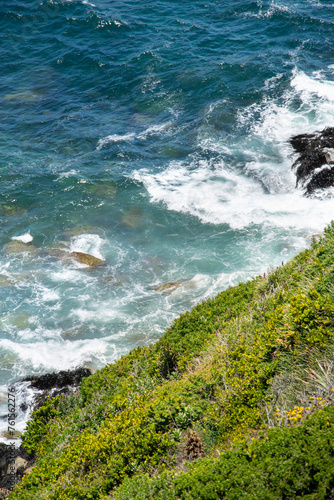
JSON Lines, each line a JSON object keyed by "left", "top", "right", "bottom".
{"left": 290, "top": 127, "right": 334, "bottom": 194}
{"left": 23, "top": 367, "right": 91, "bottom": 391}
{"left": 0, "top": 444, "right": 35, "bottom": 498}
{"left": 22, "top": 367, "right": 92, "bottom": 409}
{"left": 0, "top": 368, "right": 92, "bottom": 497}
{"left": 68, "top": 251, "right": 105, "bottom": 268}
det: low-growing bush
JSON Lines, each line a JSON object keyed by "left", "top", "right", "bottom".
{"left": 113, "top": 404, "right": 334, "bottom": 499}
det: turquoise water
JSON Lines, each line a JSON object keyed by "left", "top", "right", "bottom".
{"left": 1, "top": 0, "right": 334, "bottom": 434}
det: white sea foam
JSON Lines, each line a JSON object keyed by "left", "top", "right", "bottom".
{"left": 238, "top": 71, "right": 334, "bottom": 145}
{"left": 57, "top": 169, "right": 78, "bottom": 178}
{"left": 96, "top": 121, "right": 173, "bottom": 150}
{"left": 11, "top": 232, "right": 33, "bottom": 243}
{"left": 0, "top": 336, "right": 109, "bottom": 373}
{"left": 65, "top": 0, "right": 96, "bottom": 5}
{"left": 96, "top": 133, "right": 136, "bottom": 150}
{"left": 133, "top": 68, "right": 334, "bottom": 232}
{"left": 0, "top": 335, "right": 112, "bottom": 438}
{"left": 134, "top": 161, "right": 334, "bottom": 231}
{"left": 137, "top": 121, "right": 173, "bottom": 139}
{"left": 39, "top": 287, "right": 60, "bottom": 303}
{"left": 291, "top": 70, "right": 334, "bottom": 105}
{"left": 242, "top": 1, "right": 292, "bottom": 20}
{"left": 50, "top": 268, "right": 86, "bottom": 283}
{"left": 199, "top": 270, "right": 254, "bottom": 299}
{"left": 69, "top": 233, "right": 105, "bottom": 260}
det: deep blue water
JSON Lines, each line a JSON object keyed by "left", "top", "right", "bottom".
{"left": 1, "top": 0, "right": 334, "bottom": 435}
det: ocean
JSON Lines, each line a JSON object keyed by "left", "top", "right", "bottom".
{"left": 1, "top": 0, "right": 334, "bottom": 435}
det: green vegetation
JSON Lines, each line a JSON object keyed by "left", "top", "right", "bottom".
{"left": 113, "top": 404, "right": 334, "bottom": 499}
{"left": 10, "top": 223, "right": 334, "bottom": 499}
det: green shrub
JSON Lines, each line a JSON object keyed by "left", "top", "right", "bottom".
{"left": 113, "top": 404, "right": 334, "bottom": 499}
{"left": 21, "top": 395, "right": 60, "bottom": 454}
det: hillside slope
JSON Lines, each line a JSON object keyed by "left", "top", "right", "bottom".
{"left": 10, "top": 223, "right": 334, "bottom": 499}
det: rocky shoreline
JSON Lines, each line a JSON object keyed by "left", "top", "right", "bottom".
{"left": 0, "top": 367, "right": 92, "bottom": 498}
{"left": 0, "top": 444, "right": 34, "bottom": 499}
{"left": 22, "top": 367, "right": 92, "bottom": 409}
{"left": 290, "top": 127, "right": 334, "bottom": 195}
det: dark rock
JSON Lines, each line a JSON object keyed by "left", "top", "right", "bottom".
{"left": 33, "top": 387, "right": 71, "bottom": 410}
{"left": 293, "top": 150, "right": 327, "bottom": 185}
{"left": 0, "top": 444, "right": 35, "bottom": 496}
{"left": 305, "top": 166, "right": 334, "bottom": 194}
{"left": 290, "top": 127, "right": 334, "bottom": 194}
{"left": 289, "top": 132, "right": 317, "bottom": 153}
{"left": 19, "top": 402, "right": 28, "bottom": 412}
{"left": 22, "top": 367, "right": 92, "bottom": 410}
{"left": 0, "top": 368, "right": 92, "bottom": 496}
{"left": 22, "top": 367, "right": 91, "bottom": 391}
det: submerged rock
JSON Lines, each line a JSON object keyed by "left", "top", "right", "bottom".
{"left": 98, "top": 274, "right": 127, "bottom": 287}
{"left": 47, "top": 247, "right": 67, "bottom": 258}
{"left": 3, "top": 241, "right": 37, "bottom": 256}
{"left": 47, "top": 247, "right": 105, "bottom": 268}
{"left": 8, "top": 313, "right": 30, "bottom": 329}
{"left": 290, "top": 127, "right": 334, "bottom": 194}
{"left": 4, "top": 90, "right": 43, "bottom": 102}
{"left": 0, "top": 277, "right": 12, "bottom": 287}
{"left": 65, "top": 225, "right": 101, "bottom": 236}
{"left": 0, "top": 275, "right": 28, "bottom": 287}
{"left": 85, "top": 182, "right": 117, "bottom": 198}
{"left": 0, "top": 206, "right": 26, "bottom": 217}
{"left": 152, "top": 280, "right": 190, "bottom": 294}
{"left": 69, "top": 251, "right": 105, "bottom": 267}
{"left": 121, "top": 207, "right": 143, "bottom": 228}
